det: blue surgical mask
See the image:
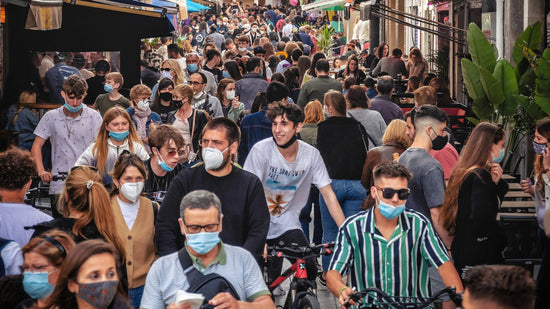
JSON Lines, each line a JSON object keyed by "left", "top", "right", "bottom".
{"left": 23, "top": 271, "right": 55, "bottom": 300}
{"left": 156, "top": 151, "right": 175, "bottom": 172}
{"left": 188, "top": 64, "right": 199, "bottom": 73}
{"left": 109, "top": 130, "right": 129, "bottom": 141}
{"left": 64, "top": 100, "right": 83, "bottom": 113}
{"left": 492, "top": 148, "right": 505, "bottom": 163}
{"left": 104, "top": 83, "right": 114, "bottom": 93}
{"left": 376, "top": 191, "right": 406, "bottom": 220}
{"left": 186, "top": 231, "right": 220, "bottom": 254}
{"left": 223, "top": 71, "right": 231, "bottom": 79}
{"left": 533, "top": 141, "right": 547, "bottom": 155}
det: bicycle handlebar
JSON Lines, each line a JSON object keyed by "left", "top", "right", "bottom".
{"left": 267, "top": 242, "right": 335, "bottom": 259}
{"left": 343, "top": 286, "right": 462, "bottom": 309}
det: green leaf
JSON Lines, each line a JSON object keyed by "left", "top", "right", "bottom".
{"left": 493, "top": 60, "right": 519, "bottom": 116}
{"left": 536, "top": 78, "right": 550, "bottom": 96}
{"left": 518, "top": 67, "right": 536, "bottom": 95}
{"left": 466, "top": 117, "right": 480, "bottom": 125}
{"left": 479, "top": 66, "right": 505, "bottom": 108}
{"left": 472, "top": 96, "right": 493, "bottom": 121}
{"left": 461, "top": 59, "right": 486, "bottom": 101}
{"left": 536, "top": 48, "right": 550, "bottom": 80}
{"left": 513, "top": 21, "right": 542, "bottom": 65}
{"left": 467, "top": 23, "right": 497, "bottom": 72}
{"left": 535, "top": 94, "right": 550, "bottom": 115}
{"left": 515, "top": 94, "right": 547, "bottom": 119}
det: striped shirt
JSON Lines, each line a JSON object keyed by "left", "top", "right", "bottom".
{"left": 329, "top": 208, "right": 449, "bottom": 299}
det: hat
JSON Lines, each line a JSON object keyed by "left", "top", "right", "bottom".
{"left": 360, "top": 49, "right": 368, "bottom": 54}
{"left": 94, "top": 60, "right": 111, "bottom": 73}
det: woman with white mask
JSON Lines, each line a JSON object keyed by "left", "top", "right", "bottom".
{"left": 126, "top": 84, "right": 161, "bottom": 148}
{"left": 110, "top": 152, "right": 157, "bottom": 309}
{"left": 216, "top": 78, "right": 244, "bottom": 122}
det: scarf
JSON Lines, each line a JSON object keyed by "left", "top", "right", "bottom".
{"left": 133, "top": 108, "right": 151, "bottom": 139}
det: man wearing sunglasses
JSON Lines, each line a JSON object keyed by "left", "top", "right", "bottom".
{"left": 327, "top": 162, "right": 462, "bottom": 307}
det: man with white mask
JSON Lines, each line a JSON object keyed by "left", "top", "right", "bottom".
{"left": 189, "top": 72, "right": 223, "bottom": 118}
{"left": 156, "top": 118, "right": 269, "bottom": 267}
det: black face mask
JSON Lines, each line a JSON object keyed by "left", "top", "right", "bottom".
{"left": 160, "top": 92, "right": 173, "bottom": 102}
{"left": 273, "top": 134, "right": 297, "bottom": 149}
{"left": 430, "top": 129, "right": 448, "bottom": 151}
{"left": 173, "top": 100, "right": 183, "bottom": 109}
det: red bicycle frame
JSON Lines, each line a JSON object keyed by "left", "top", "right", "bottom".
{"left": 269, "top": 257, "right": 308, "bottom": 289}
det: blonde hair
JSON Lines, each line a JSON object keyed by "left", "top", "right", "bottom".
{"left": 105, "top": 72, "right": 124, "bottom": 89}
{"left": 414, "top": 86, "right": 437, "bottom": 106}
{"left": 19, "top": 90, "right": 37, "bottom": 104}
{"left": 129, "top": 84, "right": 152, "bottom": 101}
{"left": 382, "top": 119, "right": 412, "bottom": 148}
{"left": 58, "top": 167, "right": 126, "bottom": 258}
{"left": 174, "top": 84, "right": 194, "bottom": 106}
{"left": 92, "top": 106, "right": 142, "bottom": 176}
{"left": 162, "top": 59, "right": 186, "bottom": 86}
{"left": 304, "top": 100, "right": 325, "bottom": 124}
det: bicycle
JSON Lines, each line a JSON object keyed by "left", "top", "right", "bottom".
{"left": 343, "top": 286, "right": 462, "bottom": 309}
{"left": 25, "top": 172, "right": 68, "bottom": 211}
{"left": 266, "top": 242, "right": 335, "bottom": 309}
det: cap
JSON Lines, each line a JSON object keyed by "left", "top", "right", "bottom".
{"left": 94, "top": 60, "right": 111, "bottom": 73}
{"left": 254, "top": 46, "right": 266, "bottom": 55}
{"left": 360, "top": 49, "right": 368, "bottom": 54}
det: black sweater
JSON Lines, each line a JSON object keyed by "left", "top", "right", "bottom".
{"left": 451, "top": 168, "right": 509, "bottom": 277}
{"left": 155, "top": 164, "right": 270, "bottom": 260}
{"left": 317, "top": 117, "right": 368, "bottom": 180}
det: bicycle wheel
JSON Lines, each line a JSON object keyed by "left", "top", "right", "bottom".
{"left": 298, "top": 294, "right": 321, "bottom": 309}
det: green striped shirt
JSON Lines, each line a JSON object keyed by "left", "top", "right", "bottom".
{"left": 329, "top": 208, "right": 449, "bottom": 299}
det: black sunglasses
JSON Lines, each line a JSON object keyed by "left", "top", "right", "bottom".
{"left": 375, "top": 186, "right": 410, "bottom": 200}
{"left": 161, "top": 68, "right": 172, "bottom": 72}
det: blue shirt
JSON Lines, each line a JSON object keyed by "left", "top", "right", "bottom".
{"left": 238, "top": 107, "right": 272, "bottom": 166}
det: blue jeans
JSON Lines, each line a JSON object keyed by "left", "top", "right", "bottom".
{"left": 300, "top": 186, "right": 323, "bottom": 244}
{"left": 319, "top": 179, "right": 366, "bottom": 271}
{"left": 128, "top": 285, "right": 145, "bottom": 309}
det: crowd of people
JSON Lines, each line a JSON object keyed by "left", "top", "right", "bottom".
{"left": 0, "top": 3, "right": 543, "bottom": 309}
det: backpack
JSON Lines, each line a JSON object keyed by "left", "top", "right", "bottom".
{"left": 0, "top": 238, "right": 13, "bottom": 277}
{"left": 178, "top": 247, "right": 240, "bottom": 309}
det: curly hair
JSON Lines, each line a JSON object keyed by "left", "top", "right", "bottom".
{"left": 0, "top": 147, "right": 36, "bottom": 190}
{"left": 62, "top": 74, "right": 88, "bottom": 98}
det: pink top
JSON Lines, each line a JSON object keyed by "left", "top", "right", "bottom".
{"left": 429, "top": 143, "right": 459, "bottom": 180}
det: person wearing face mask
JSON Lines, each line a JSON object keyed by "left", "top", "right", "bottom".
{"left": 93, "top": 72, "right": 131, "bottom": 117}
{"left": 110, "top": 153, "right": 157, "bottom": 308}
{"left": 150, "top": 78, "right": 177, "bottom": 123}
{"left": 156, "top": 118, "right": 269, "bottom": 268}
{"left": 520, "top": 118, "right": 550, "bottom": 309}
{"left": 248, "top": 22, "right": 260, "bottom": 46}
{"left": 440, "top": 122, "right": 508, "bottom": 280}
{"left": 202, "top": 49, "right": 224, "bottom": 83}
{"left": 190, "top": 72, "right": 224, "bottom": 119}
{"left": 15, "top": 230, "right": 75, "bottom": 309}
{"left": 32, "top": 75, "right": 103, "bottom": 214}
{"left": 74, "top": 107, "right": 149, "bottom": 188}
{"left": 166, "top": 84, "right": 209, "bottom": 166}
{"left": 144, "top": 124, "right": 186, "bottom": 204}
{"left": 326, "top": 162, "right": 463, "bottom": 306}
{"left": 43, "top": 240, "right": 131, "bottom": 309}
{"left": 142, "top": 190, "right": 274, "bottom": 309}
{"left": 125, "top": 84, "right": 161, "bottom": 148}
{"left": 84, "top": 60, "right": 111, "bottom": 105}
{"left": 216, "top": 78, "right": 244, "bottom": 122}
{"left": 184, "top": 53, "right": 217, "bottom": 96}
{"left": 398, "top": 105, "right": 457, "bottom": 307}
{"left": 235, "top": 35, "right": 254, "bottom": 58}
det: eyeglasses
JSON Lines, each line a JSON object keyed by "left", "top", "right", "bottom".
{"left": 161, "top": 68, "right": 172, "bottom": 72}
{"left": 165, "top": 149, "right": 186, "bottom": 156}
{"left": 19, "top": 264, "right": 54, "bottom": 273}
{"left": 189, "top": 81, "right": 204, "bottom": 85}
{"left": 184, "top": 223, "right": 219, "bottom": 234}
{"left": 375, "top": 186, "right": 410, "bottom": 200}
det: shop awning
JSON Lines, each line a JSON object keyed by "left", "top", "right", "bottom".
{"left": 302, "top": 0, "right": 345, "bottom": 12}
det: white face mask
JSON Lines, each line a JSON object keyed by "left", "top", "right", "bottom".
{"left": 136, "top": 100, "right": 149, "bottom": 111}
{"left": 120, "top": 182, "right": 144, "bottom": 203}
{"left": 226, "top": 90, "right": 236, "bottom": 100}
{"left": 193, "top": 91, "right": 204, "bottom": 100}
{"left": 161, "top": 70, "right": 173, "bottom": 80}
{"left": 239, "top": 47, "right": 248, "bottom": 52}
{"left": 252, "top": 27, "right": 258, "bottom": 32}
{"left": 202, "top": 147, "right": 228, "bottom": 170}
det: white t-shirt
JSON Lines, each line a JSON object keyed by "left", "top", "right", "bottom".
{"left": 244, "top": 138, "right": 331, "bottom": 239}
{"left": 117, "top": 197, "right": 140, "bottom": 230}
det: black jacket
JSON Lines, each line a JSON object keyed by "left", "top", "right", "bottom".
{"left": 166, "top": 108, "right": 209, "bottom": 157}
{"left": 317, "top": 117, "right": 368, "bottom": 180}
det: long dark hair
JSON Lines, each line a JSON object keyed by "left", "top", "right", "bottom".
{"left": 151, "top": 78, "right": 175, "bottom": 113}
{"left": 224, "top": 60, "right": 243, "bottom": 81}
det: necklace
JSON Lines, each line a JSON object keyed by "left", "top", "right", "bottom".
{"left": 64, "top": 116, "right": 73, "bottom": 138}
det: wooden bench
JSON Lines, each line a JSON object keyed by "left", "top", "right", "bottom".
{"left": 508, "top": 183, "right": 522, "bottom": 190}
{"left": 497, "top": 212, "right": 536, "bottom": 221}
{"left": 504, "top": 191, "right": 534, "bottom": 199}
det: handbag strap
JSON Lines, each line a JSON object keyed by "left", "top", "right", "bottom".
{"left": 348, "top": 112, "right": 377, "bottom": 147}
